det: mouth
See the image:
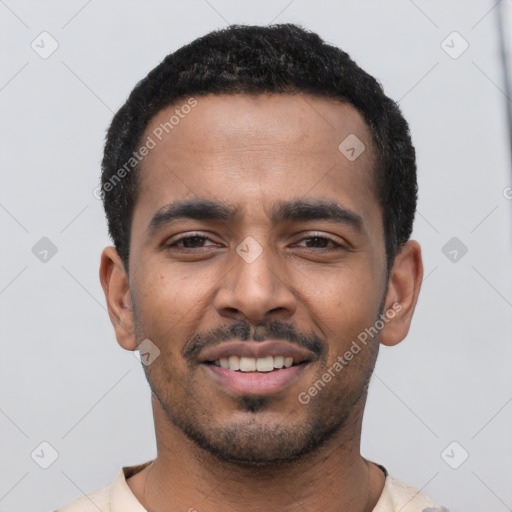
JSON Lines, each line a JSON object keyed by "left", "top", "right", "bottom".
{"left": 199, "top": 341, "right": 315, "bottom": 395}
{"left": 206, "top": 355, "right": 298, "bottom": 372}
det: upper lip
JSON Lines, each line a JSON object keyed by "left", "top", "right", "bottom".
{"left": 199, "top": 340, "right": 317, "bottom": 365}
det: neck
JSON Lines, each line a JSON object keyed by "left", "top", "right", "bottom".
{"left": 127, "top": 394, "right": 385, "bottom": 512}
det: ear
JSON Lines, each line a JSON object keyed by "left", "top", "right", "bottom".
{"left": 379, "top": 240, "right": 423, "bottom": 347}
{"left": 99, "top": 246, "right": 138, "bottom": 351}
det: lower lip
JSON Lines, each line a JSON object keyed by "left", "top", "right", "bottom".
{"left": 203, "top": 363, "right": 308, "bottom": 396}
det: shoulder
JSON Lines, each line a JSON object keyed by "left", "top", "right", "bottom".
{"left": 55, "top": 485, "right": 110, "bottom": 512}
{"left": 381, "top": 476, "right": 447, "bottom": 512}
{"left": 53, "top": 461, "right": 153, "bottom": 512}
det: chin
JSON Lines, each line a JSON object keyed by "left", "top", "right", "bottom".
{"left": 179, "top": 409, "right": 349, "bottom": 468}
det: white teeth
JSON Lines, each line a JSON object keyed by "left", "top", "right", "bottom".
{"left": 228, "top": 355, "right": 240, "bottom": 371}
{"left": 256, "top": 356, "right": 274, "bottom": 372}
{"left": 239, "top": 357, "right": 257, "bottom": 371}
{"left": 212, "top": 355, "right": 299, "bottom": 372}
{"left": 273, "top": 356, "right": 284, "bottom": 368}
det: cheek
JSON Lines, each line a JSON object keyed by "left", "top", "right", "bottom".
{"left": 135, "top": 261, "right": 211, "bottom": 318}
{"left": 302, "top": 263, "right": 383, "bottom": 361}
{"left": 131, "top": 261, "right": 226, "bottom": 371}
{"left": 307, "top": 260, "right": 382, "bottom": 317}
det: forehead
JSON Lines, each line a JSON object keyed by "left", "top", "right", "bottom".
{"left": 143, "top": 93, "right": 373, "bottom": 165}
{"left": 132, "top": 93, "right": 381, "bottom": 240}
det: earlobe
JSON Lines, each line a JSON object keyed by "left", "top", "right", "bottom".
{"left": 379, "top": 240, "right": 423, "bottom": 347}
{"left": 99, "top": 246, "right": 138, "bottom": 351}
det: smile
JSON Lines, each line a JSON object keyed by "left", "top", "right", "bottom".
{"left": 198, "top": 340, "right": 315, "bottom": 395}
{"left": 209, "top": 355, "right": 295, "bottom": 372}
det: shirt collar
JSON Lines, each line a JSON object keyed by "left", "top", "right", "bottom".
{"left": 110, "top": 460, "right": 153, "bottom": 512}
{"left": 109, "top": 460, "right": 399, "bottom": 512}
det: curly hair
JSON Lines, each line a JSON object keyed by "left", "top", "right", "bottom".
{"left": 101, "top": 23, "right": 417, "bottom": 274}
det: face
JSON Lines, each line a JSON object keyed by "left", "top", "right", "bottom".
{"left": 105, "top": 93, "right": 414, "bottom": 466}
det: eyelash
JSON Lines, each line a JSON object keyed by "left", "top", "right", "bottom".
{"left": 166, "top": 232, "right": 345, "bottom": 251}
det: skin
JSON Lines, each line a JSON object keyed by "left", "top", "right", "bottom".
{"left": 100, "top": 93, "right": 423, "bottom": 512}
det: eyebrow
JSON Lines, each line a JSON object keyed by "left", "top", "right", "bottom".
{"left": 268, "top": 199, "right": 364, "bottom": 232}
{"left": 147, "top": 199, "right": 239, "bottom": 236}
{"left": 147, "top": 198, "right": 365, "bottom": 237}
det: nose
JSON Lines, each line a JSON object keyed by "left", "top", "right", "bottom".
{"left": 213, "top": 239, "right": 298, "bottom": 325}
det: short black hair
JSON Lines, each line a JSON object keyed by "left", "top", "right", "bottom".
{"left": 101, "top": 23, "right": 417, "bottom": 274}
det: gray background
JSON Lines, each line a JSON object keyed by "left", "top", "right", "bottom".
{"left": 1, "top": 1, "right": 511, "bottom": 511}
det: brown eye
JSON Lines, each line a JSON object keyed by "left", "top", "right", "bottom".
{"left": 166, "top": 233, "right": 219, "bottom": 250}
{"left": 173, "top": 236, "right": 208, "bottom": 248}
{"left": 296, "top": 236, "right": 344, "bottom": 250}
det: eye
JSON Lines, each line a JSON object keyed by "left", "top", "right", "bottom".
{"left": 165, "top": 233, "right": 346, "bottom": 252}
{"left": 166, "top": 233, "right": 219, "bottom": 249}
{"left": 295, "top": 235, "right": 345, "bottom": 250}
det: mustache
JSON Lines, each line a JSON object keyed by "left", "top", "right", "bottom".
{"left": 182, "top": 319, "right": 325, "bottom": 362}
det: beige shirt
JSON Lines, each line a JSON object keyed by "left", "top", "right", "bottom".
{"left": 56, "top": 460, "right": 446, "bottom": 512}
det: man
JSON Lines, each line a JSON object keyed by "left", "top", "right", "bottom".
{"left": 58, "top": 23, "right": 446, "bottom": 512}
